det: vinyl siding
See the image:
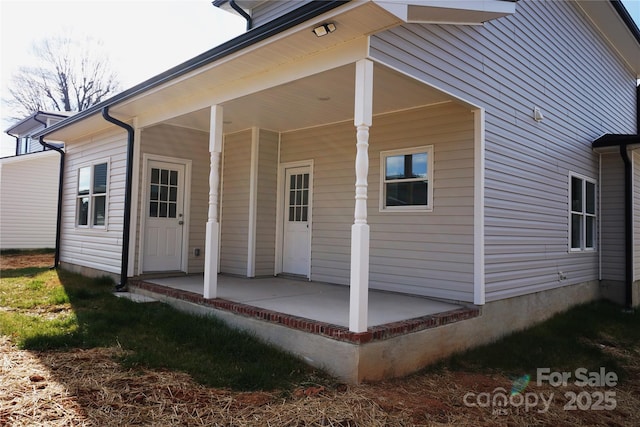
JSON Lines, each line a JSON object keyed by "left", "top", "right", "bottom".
{"left": 370, "top": 0, "right": 636, "bottom": 301}
{"left": 634, "top": 150, "right": 640, "bottom": 281}
{"left": 220, "top": 130, "right": 252, "bottom": 275}
{"left": 280, "top": 103, "right": 475, "bottom": 301}
{"left": 27, "top": 139, "right": 45, "bottom": 154}
{"left": 0, "top": 151, "right": 58, "bottom": 249}
{"left": 601, "top": 153, "right": 625, "bottom": 282}
{"left": 255, "top": 129, "right": 279, "bottom": 276}
{"left": 136, "top": 124, "right": 209, "bottom": 274}
{"left": 60, "top": 130, "right": 127, "bottom": 274}
{"left": 251, "top": 0, "right": 313, "bottom": 28}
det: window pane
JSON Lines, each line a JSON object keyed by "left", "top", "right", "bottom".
{"left": 159, "top": 202, "right": 168, "bottom": 217}
{"left": 296, "top": 174, "right": 302, "bottom": 188}
{"left": 93, "top": 163, "right": 107, "bottom": 194}
{"left": 160, "top": 186, "right": 168, "bottom": 201}
{"left": 150, "top": 185, "right": 159, "bottom": 201}
{"left": 170, "top": 170, "right": 178, "bottom": 186}
{"left": 571, "top": 177, "right": 582, "bottom": 212}
{"left": 302, "top": 189, "right": 308, "bottom": 205}
{"left": 169, "top": 187, "right": 177, "bottom": 202}
{"left": 295, "top": 190, "right": 302, "bottom": 205}
{"left": 289, "top": 190, "right": 295, "bottom": 205}
{"left": 303, "top": 173, "right": 309, "bottom": 189}
{"left": 386, "top": 153, "right": 428, "bottom": 180}
{"left": 151, "top": 168, "right": 160, "bottom": 184}
{"left": 386, "top": 181, "right": 428, "bottom": 206}
{"left": 411, "top": 153, "right": 428, "bottom": 178}
{"left": 78, "top": 167, "right": 90, "bottom": 195}
{"left": 93, "top": 196, "right": 106, "bottom": 226}
{"left": 290, "top": 175, "right": 295, "bottom": 189}
{"left": 160, "top": 169, "right": 169, "bottom": 185}
{"left": 302, "top": 207, "right": 308, "bottom": 222}
{"left": 571, "top": 213, "right": 582, "bottom": 249}
{"left": 78, "top": 197, "right": 89, "bottom": 225}
{"left": 385, "top": 155, "right": 405, "bottom": 179}
{"left": 585, "top": 182, "right": 595, "bottom": 214}
{"left": 150, "top": 202, "right": 158, "bottom": 217}
{"left": 586, "top": 216, "right": 595, "bottom": 248}
{"left": 169, "top": 203, "right": 177, "bottom": 218}
{"left": 289, "top": 207, "right": 295, "bottom": 222}
{"left": 295, "top": 206, "right": 301, "bottom": 221}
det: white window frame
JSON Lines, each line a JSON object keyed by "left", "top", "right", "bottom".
{"left": 76, "top": 159, "right": 109, "bottom": 229}
{"left": 379, "top": 145, "right": 434, "bottom": 212}
{"left": 569, "top": 172, "right": 596, "bottom": 252}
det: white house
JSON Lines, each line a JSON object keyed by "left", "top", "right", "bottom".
{"left": 33, "top": 0, "right": 640, "bottom": 382}
{"left": 1, "top": 111, "right": 69, "bottom": 250}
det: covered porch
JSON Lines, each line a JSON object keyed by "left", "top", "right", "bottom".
{"left": 118, "top": 1, "right": 485, "bottom": 337}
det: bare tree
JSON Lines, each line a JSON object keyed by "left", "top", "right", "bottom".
{"left": 7, "top": 34, "right": 120, "bottom": 119}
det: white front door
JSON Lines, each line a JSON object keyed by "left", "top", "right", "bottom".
{"left": 143, "top": 161, "right": 185, "bottom": 272}
{"left": 282, "top": 166, "right": 311, "bottom": 276}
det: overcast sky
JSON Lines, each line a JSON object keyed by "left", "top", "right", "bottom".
{"left": 1, "top": 0, "right": 639, "bottom": 157}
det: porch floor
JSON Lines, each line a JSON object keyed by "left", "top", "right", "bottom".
{"left": 133, "top": 274, "right": 469, "bottom": 328}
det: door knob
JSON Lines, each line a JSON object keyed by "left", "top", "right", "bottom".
{"left": 178, "top": 220, "right": 184, "bottom": 225}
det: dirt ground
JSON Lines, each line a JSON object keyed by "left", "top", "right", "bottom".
{"left": 1, "top": 253, "right": 639, "bottom": 426}
{"left": 0, "top": 253, "right": 55, "bottom": 270}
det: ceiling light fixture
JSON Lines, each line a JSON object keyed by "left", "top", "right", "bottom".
{"left": 312, "top": 23, "right": 336, "bottom": 37}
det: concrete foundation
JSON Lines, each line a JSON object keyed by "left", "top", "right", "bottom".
{"left": 358, "top": 280, "right": 600, "bottom": 381}
{"left": 600, "top": 279, "right": 640, "bottom": 308}
{"left": 600, "top": 280, "right": 626, "bottom": 306}
{"left": 133, "top": 279, "right": 601, "bottom": 383}
{"left": 59, "top": 261, "right": 120, "bottom": 283}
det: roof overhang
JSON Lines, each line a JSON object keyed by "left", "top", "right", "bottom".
{"left": 592, "top": 133, "right": 640, "bottom": 153}
{"left": 5, "top": 111, "right": 72, "bottom": 136}
{"left": 373, "top": 0, "right": 516, "bottom": 25}
{"left": 33, "top": 0, "right": 514, "bottom": 142}
{"left": 213, "top": 0, "right": 269, "bottom": 13}
{"left": 576, "top": 0, "right": 640, "bottom": 78}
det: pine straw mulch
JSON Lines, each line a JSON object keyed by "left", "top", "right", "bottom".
{"left": 2, "top": 335, "right": 639, "bottom": 426}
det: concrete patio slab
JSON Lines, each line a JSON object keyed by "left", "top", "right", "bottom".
{"left": 146, "top": 274, "right": 461, "bottom": 327}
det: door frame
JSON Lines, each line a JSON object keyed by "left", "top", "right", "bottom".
{"left": 138, "top": 154, "right": 192, "bottom": 275}
{"left": 275, "top": 160, "right": 314, "bottom": 278}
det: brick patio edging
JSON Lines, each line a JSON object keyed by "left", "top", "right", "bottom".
{"left": 129, "top": 280, "right": 481, "bottom": 344}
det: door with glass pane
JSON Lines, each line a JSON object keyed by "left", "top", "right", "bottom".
{"left": 143, "top": 161, "right": 185, "bottom": 272}
{"left": 282, "top": 166, "right": 311, "bottom": 276}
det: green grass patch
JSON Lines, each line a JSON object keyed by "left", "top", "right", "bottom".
{"left": 433, "top": 300, "right": 640, "bottom": 382}
{"left": 0, "top": 267, "right": 326, "bottom": 391}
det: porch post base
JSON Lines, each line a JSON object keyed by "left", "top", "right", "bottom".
{"left": 349, "top": 223, "right": 370, "bottom": 333}
{"left": 204, "top": 221, "right": 219, "bottom": 299}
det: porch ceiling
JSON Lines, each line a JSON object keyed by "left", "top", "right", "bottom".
{"left": 162, "top": 62, "right": 454, "bottom": 134}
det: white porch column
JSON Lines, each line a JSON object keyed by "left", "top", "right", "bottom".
{"left": 204, "top": 105, "right": 223, "bottom": 299}
{"left": 349, "top": 59, "right": 373, "bottom": 333}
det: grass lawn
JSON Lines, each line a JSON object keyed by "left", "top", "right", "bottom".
{"left": 0, "top": 265, "right": 326, "bottom": 391}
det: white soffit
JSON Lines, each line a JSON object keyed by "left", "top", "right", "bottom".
{"left": 576, "top": 0, "right": 640, "bottom": 78}
{"left": 373, "top": 0, "right": 516, "bottom": 25}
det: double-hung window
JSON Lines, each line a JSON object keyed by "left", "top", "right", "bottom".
{"left": 77, "top": 162, "right": 108, "bottom": 227}
{"left": 380, "top": 146, "right": 434, "bottom": 211}
{"left": 569, "top": 174, "right": 596, "bottom": 251}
